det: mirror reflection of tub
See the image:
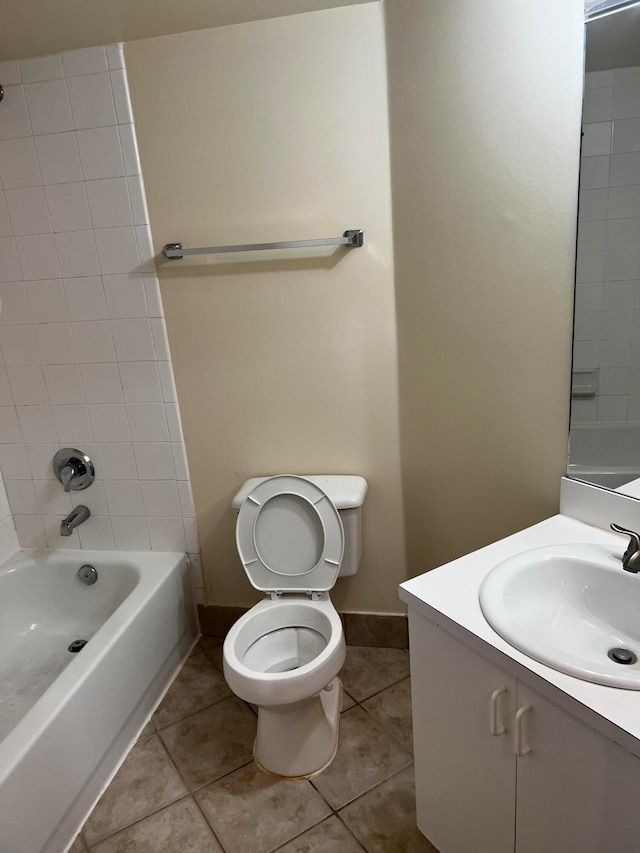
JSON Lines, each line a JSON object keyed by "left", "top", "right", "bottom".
{"left": 0, "top": 548, "right": 198, "bottom": 853}
{"left": 568, "top": 422, "right": 640, "bottom": 490}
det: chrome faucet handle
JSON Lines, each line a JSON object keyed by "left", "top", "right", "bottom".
{"left": 60, "top": 463, "right": 77, "bottom": 493}
{"left": 53, "top": 448, "right": 95, "bottom": 492}
{"left": 610, "top": 523, "right": 640, "bottom": 572}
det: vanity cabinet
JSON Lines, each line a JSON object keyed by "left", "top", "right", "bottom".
{"left": 409, "top": 609, "right": 640, "bottom": 853}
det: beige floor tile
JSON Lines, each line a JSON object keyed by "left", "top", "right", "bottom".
{"left": 199, "top": 635, "right": 223, "bottom": 652}
{"left": 69, "top": 834, "right": 87, "bottom": 852}
{"left": 275, "top": 815, "right": 363, "bottom": 853}
{"left": 83, "top": 734, "right": 187, "bottom": 846}
{"left": 339, "top": 646, "right": 410, "bottom": 702}
{"left": 159, "top": 696, "right": 256, "bottom": 790}
{"left": 362, "top": 677, "right": 412, "bottom": 751}
{"left": 153, "top": 652, "right": 231, "bottom": 729}
{"left": 195, "top": 762, "right": 331, "bottom": 853}
{"left": 137, "top": 719, "right": 155, "bottom": 741}
{"left": 311, "top": 706, "right": 412, "bottom": 809}
{"left": 90, "top": 796, "right": 223, "bottom": 853}
{"left": 339, "top": 766, "right": 439, "bottom": 853}
{"left": 341, "top": 688, "right": 356, "bottom": 712}
{"left": 202, "top": 642, "right": 224, "bottom": 672}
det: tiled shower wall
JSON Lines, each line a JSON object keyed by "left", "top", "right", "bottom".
{"left": 0, "top": 45, "right": 202, "bottom": 598}
{"left": 573, "top": 66, "right": 640, "bottom": 423}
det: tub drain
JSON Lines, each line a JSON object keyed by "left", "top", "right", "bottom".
{"left": 608, "top": 647, "right": 637, "bottom": 665}
{"left": 68, "top": 639, "right": 87, "bottom": 653}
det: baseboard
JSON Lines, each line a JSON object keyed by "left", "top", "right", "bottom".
{"left": 198, "top": 604, "right": 408, "bottom": 649}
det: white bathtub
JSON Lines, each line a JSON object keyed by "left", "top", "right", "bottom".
{"left": 568, "top": 422, "right": 640, "bottom": 489}
{"left": 0, "top": 549, "right": 198, "bottom": 853}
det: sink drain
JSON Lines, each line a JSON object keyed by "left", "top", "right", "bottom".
{"left": 68, "top": 639, "right": 87, "bottom": 653}
{"left": 608, "top": 647, "right": 637, "bottom": 665}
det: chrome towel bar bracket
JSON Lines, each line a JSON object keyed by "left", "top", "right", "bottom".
{"left": 162, "top": 229, "right": 364, "bottom": 260}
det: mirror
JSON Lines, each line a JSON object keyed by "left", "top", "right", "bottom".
{"left": 569, "top": 2, "right": 640, "bottom": 497}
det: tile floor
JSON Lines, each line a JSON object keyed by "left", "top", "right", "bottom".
{"left": 69, "top": 640, "right": 438, "bottom": 853}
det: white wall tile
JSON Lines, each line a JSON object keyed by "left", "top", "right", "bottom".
{"left": 608, "top": 185, "right": 640, "bottom": 219}
{"left": 109, "top": 69, "right": 133, "bottom": 124}
{"left": 0, "top": 193, "right": 12, "bottom": 237}
{"left": 80, "top": 362, "right": 123, "bottom": 403}
{"left": 95, "top": 226, "right": 139, "bottom": 275}
{"left": 35, "top": 322, "right": 77, "bottom": 364}
{"left": 106, "top": 45, "right": 124, "bottom": 71}
{"left": 0, "top": 444, "right": 29, "bottom": 480}
{"left": 606, "top": 217, "right": 640, "bottom": 251}
{"left": 88, "top": 403, "right": 130, "bottom": 442}
{"left": 1, "top": 324, "right": 39, "bottom": 365}
{"left": 7, "top": 365, "right": 48, "bottom": 404}
{"left": 45, "top": 182, "right": 92, "bottom": 232}
{"left": 6, "top": 186, "right": 52, "bottom": 235}
{"left": 126, "top": 402, "right": 168, "bottom": 442}
{"left": 147, "top": 516, "right": 185, "bottom": 551}
{"left": 0, "top": 238, "right": 22, "bottom": 282}
{"left": 118, "top": 124, "right": 141, "bottom": 176}
{"left": 183, "top": 517, "right": 199, "bottom": 552}
{"left": 598, "top": 394, "right": 628, "bottom": 420}
{"left": 0, "top": 282, "right": 31, "bottom": 324}
{"left": 72, "top": 320, "right": 116, "bottom": 363}
{"left": 111, "top": 515, "right": 149, "bottom": 550}
{"left": 575, "top": 251, "right": 605, "bottom": 283}
{"left": 24, "top": 79, "right": 74, "bottom": 135}
{"left": 64, "top": 276, "right": 108, "bottom": 321}
{"left": 52, "top": 404, "right": 93, "bottom": 443}
{"left": 12, "top": 514, "right": 46, "bottom": 547}
{"left": 580, "top": 155, "right": 610, "bottom": 190}
{"left": 20, "top": 55, "right": 64, "bottom": 84}
{"left": 104, "top": 480, "right": 144, "bottom": 515}
{"left": 582, "top": 121, "right": 613, "bottom": 156}
{"left": 604, "top": 251, "right": 638, "bottom": 281}
{"left": 579, "top": 189, "right": 609, "bottom": 222}
{"left": 119, "top": 361, "right": 161, "bottom": 402}
{"left": 16, "top": 234, "right": 60, "bottom": 281}
{"left": 77, "top": 126, "right": 125, "bottom": 180}
{"left": 16, "top": 405, "right": 57, "bottom": 442}
{"left": 35, "top": 132, "right": 83, "bottom": 185}
{"left": 44, "top": 363, "right": 85, "bottom": 404}
{"left": 86, "top": 177, "right": 132, "bottom": 228}
{"left": 77, "top": 514, "right": 114, "bottom": 549}
{"left": 68, "top": 72, "right": 117, "bottom": 129}
{"left": 0, "top": 62, "right": 21, "bottom": 86}
{"left": 583, "top": 86, "right": 613, "bottom": 123}
{"left": 0, "top": 44, "right": 196, "bottom": 560}
{"left": 613, "top": 83, "right": 640, "bottom": 119}
{"left": 0, "top": 85, "right": 32, "bottom": 140}
{"left": 0, "top": 137, "right": 42, "bottom": 188}
{"left": 26, "top": 279, "right": 69, "bottom": 323}
{"left": 612, "top": 117, "right": 640, "bottom": 154}
{"left": 610, "top": 152, "right": 640, "bottom": 186}
{"left": 96, "top": 442, "right": 137, "bottom": 479}
{"left": 0, "top": 368, "right": 13, "bottom": 405}
{"left": 62, "top": 47, "right": 108, "bottom": 77}
{"left": 33, "top": 478, "right": 72, "bottom": 515}
{"left": 614, "top": 67, "right": 640, "bottom": 85}
{"left": 133, "top": 442, "right": 175, "bottom": 480}
{"left": 0, "top": 406, "right": 22, "bottom": 442}
{"left": 25, "top": 442, "right": 59, "bottom": 480}
{"left": 111, "top": 318, "right": 154, "bottom": 361}
{"left": 103, "top": 274, "right": 147, "bottom": 318}
{"left": 55, "top": 230, "right": 100, "bottom": 278}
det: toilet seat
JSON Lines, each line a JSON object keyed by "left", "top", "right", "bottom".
{"left": 236, "top": 475, "right": 344, "bottom": 594}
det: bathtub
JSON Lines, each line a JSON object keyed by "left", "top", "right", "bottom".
{"left": 0, "top": 548, "right": 198, "bottom": 853}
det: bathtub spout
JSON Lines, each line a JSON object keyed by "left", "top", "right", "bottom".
{"left": 60, "top": 505, "right": 90, "bottom": 536}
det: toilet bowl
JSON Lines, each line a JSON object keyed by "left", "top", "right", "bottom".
{"left": 222, "top": 474, "right": 367, "bottom": 779}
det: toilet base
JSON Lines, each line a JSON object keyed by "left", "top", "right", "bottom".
{"left": 253, "top": 677, "right": 342, "bottom": 779}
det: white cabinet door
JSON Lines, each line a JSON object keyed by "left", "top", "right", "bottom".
{"left": 409, "top": 610, "right": 517, "bottom": 853}
{"left": 515, "top": 683, "right": 640, "bottom": 853}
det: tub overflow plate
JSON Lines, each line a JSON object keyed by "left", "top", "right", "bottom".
{"left": 608, "top": 647, "right": 637, "bottom": 665}
{"left": 78, "top": 564, "right": 98, "bottom": 585}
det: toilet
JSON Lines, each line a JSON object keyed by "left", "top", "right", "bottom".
{"left": 223, "top": 474, "right": 368, "bottom": 779}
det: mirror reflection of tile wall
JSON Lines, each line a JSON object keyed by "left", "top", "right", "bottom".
{"left": 573, "top": 67, "right": 640, "bottom": 423}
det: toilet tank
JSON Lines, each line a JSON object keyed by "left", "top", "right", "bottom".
{"left": 231, "top": 475, "right": 368, "bottom": 577}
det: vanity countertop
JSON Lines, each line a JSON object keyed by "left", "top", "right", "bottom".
{"left": 399, "top": 514, "right": 640, "bottom": 758}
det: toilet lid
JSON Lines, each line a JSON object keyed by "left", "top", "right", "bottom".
{"left": 236, "top": 475, "right": 344, "bottom": 593}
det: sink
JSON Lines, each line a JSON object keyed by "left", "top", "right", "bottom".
{"left": 479, "top": 543, "right": 640, "bottom": 689}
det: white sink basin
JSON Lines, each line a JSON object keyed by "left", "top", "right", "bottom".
{"left": 479, "top": 543, "right": 640, "bottom": 689}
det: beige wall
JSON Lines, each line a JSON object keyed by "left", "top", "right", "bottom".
{"left": 386, "top": 0, "right": 584, "bottom": 572}
{"left": 0, "top": 0, "right": 375, "bottom": 61}
{"left": 125, "top": 4, "right": 408, "bottom": 612}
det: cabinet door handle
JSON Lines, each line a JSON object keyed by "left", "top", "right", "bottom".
{"left": 515, "top": 704, "right": 532, "bottom": 756}
{"left": 490, "top": 686, "right": 508, "bottom": 736}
